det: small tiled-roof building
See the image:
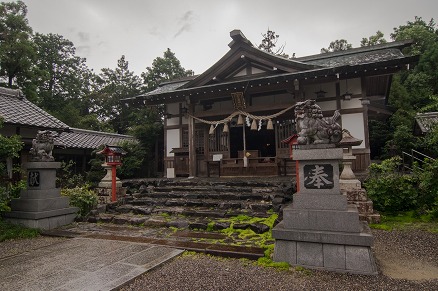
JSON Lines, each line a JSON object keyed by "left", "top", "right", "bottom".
{"left": 0, "top": 87, "right": 134, "bottom": 174}
{"left": 414, "top": 112, "right": 438, "bottom": 135}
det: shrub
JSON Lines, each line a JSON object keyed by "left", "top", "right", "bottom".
{"left": 364, "top": 156, "right": 418, "bottom": 213}
{"left": 61, "top": 186, "right": 98, "bottom": 218}
{"left": 57, "top": 161, "right": 86, "bottom": 189}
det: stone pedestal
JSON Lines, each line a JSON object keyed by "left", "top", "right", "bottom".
{"left": 96, "top": 163, "right": 125, "bottom": 203}
{"left": 340, "top": 149, "right": 381, "bottom": 224}
{"left": 4, "top": 162, "right": 79, "bottom": 230}
{"left": 273, "top": 147, "right": 377, "bottom": 275}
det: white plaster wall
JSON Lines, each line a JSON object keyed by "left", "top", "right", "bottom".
{"left": 252, "top": 67, "right": 265, "bottom": 74}
{"left": 318, "top": 100, "right": 337, "bottom": 111}
{"left": 234, "top": 68, "right": 247, "bottom": 77}
{"left": 341, "top": 113, "right": 365, "bottom": 149}
{"left": 166, "top": 128, "right": 180, "bottom": 156}
{"left": 341, "top": 98, "right": 362, "bottom": 110}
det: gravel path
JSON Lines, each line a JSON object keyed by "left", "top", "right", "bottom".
{"left": 1, "top": 229, "right": 436, "bottom": 290}
{"left": 121, "top": 229, "right": 438, "bottom": 291}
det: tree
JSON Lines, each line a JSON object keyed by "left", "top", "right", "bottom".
{"left": 0, "top": 0, "right": 35, "bottom": 88}
{"left": 31, "top": 33, "right": 95, "bottom": 128}
{"left": 321, "top": 39, "right": 352, "bottom": 53}
{"left": 258, "top": 28, "right": 285, "bottom": 55}
{"left": 391, "top": 16, "right": 438, "bottom": 56}
{"left": 141, "top": 48, "right": 194, "bottom": 92}
{"left": 93, "top": 55, "right": 143, "bottom": 133}
{"left": 360, "top": 30, "right": 387, "bottom": 47}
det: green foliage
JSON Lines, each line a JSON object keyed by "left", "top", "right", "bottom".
{"left": 61, "top": 186, "right": 97, "bottom": 218}
{"left": 365, "top": 157, "right": 418, "bottom": 213}
{"left": 57, "top": 160, "right": 86, "bottom": 189}
{"left": 368, "top": 120, "right": 391, "bottom": 159}
{"left": 0, "top": 220, "right": 40, "bottom": 241}
{"left": 0, "top": 0, "right": 35, "bottom": 87}
{"left": 86, "top": 146, "right": 106, "bottom": 187}
{"left": 391, "top": 16, "right": 438, "bottom": 56}
{"left": 321, "top": 39, "right": 352, "bottom": 53}
{"left": 117, "top": 140, "right": 145, "bottom": 179}
{"left": 365, "top": 157, "right": 438, "bottom": 216}
{"left": 258, "top": 28, "right": 286, "bottom": 55}
{"left": 414, "top": 158, "right": 438, "bottom": 214}
{"left": 369, "top": 211, "right": 438, "bottom": 232}
{"left": 360, "top": 30, "right": 387, "bottom": 47}
{"left": 141, "top": 48, "right": 194, "bottom": 92}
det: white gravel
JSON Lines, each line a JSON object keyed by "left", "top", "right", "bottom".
{"left": 121, "top": 229, "right": 438, "bottom": 291}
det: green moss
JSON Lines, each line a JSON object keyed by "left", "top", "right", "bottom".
{"left": 370, "top": 212, "right": 438, "bottom": 232}
{"left": 256, "top": 256, "right": 290, "bottom": 271}
{"left": 206, "top": 221, "right": 215, "bottom": 232}
{"left": 0, "top": 220, "right": 40, "bottom": 242}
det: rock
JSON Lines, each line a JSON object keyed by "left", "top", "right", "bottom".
{"left": 132, "top": 206, "right": 152, "bottom": 215}
{"left": 116, "top": 205, "right": 134, "bottom": 213}
{"left": 98, "top": 215, "right": 114, "bottom": 223}
{"left": 87, "top": 216, "right": 98, "bottom": 223}
{"left": 113, "top": 217, "right": 130, "bottom": 225}
{"left": 167, "top": 220, "right": 189, "bottom": 229}
{"left": 233, "top": 223, "right": 250, "bottom": 230}
{"left": 189, "top": 221, "right": 208, "bottom": 230}
{"left": 249, "top": 223, "right": 270, "bottom": 234}
{"left": 212, "top": 222, "right": 231, "bottom": 230}
{"left": 129, "top": 217, "right": 148, "bottom": 226}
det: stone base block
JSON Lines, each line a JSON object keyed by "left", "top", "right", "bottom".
{"left": 283, "top": 205, "right": 362, "bottom": 233}
{"left": 273, "top": 239, "right": 377, "bottom": 275}
{"left": 292, "top": 193, "right": 348, "bottom": 210}
{"left": 272, "top": 221, "right": 373, "bottom": 246}
{"left": 4, "top": 212, "right": 77, "bottom": 230}
{"left": 11, "top": 196, "right": 71, "bottom": 212}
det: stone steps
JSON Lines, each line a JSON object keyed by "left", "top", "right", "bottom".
{"left": 92, "top": 177, "right": 295, "bottom": 234}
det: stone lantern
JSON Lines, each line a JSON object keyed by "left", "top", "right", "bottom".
{"left": 338, "top": 129, "right": 363, "bottom": 191}
{"left": 97, "top": 145, "right": 126, "bottom": 202}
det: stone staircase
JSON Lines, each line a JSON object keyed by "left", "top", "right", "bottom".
{"left": 88, "top": 178, "right": 295, "bottom": 230}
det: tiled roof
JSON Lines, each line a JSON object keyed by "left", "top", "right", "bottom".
{"left": 415, "top": 112, "right": 438, "bottom": 134}
{"left": 0, "top": 87, "right": 69, "bottom": 130}
{"left": 56, "top": 128, "right": 136, "bottom": 149}
{"left": 300, "top": 49, "right": 405, "bottom": 67}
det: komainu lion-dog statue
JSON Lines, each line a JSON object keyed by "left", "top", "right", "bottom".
{"left": 295, "top": 100, "right": 342, "bottom": 145}
{"left": 29, "top": 130, "right": 56, "bottom": 162}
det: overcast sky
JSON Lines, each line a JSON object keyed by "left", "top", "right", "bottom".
{"left": 22, "top": 0, "right": 437, "bottom": 76}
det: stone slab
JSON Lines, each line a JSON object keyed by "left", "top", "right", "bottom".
{"left": 4, "top": 213, "right": 77, "bottom": 230}
{"left": 293, "top": 148, "right": 343, "bottom": 161}
{"left": 298, "top": 160, "right": 341, "bottom": 195}
{"left": 20, "top": 188, "right": 61, "bottom": 199}
{"left": 283, "top": 206, "right": 362, "bottom": 233}
{"left": 292, "top": 193, "right": 348, "bottom": 210}
{"left": 11, "top": 196, "right": 71, "bottom": 212}
{"left": 272, "top": 221, "right": 373, "bottom": 246}
{"left": 25, "top": 162, "right": 61, "bottom": 169}
{"left": 297, "top": 241, "right": 323, "bottom": 267}
{"left": 273, "top": 239, "right": 377, "bottom": 275}
{"left": 0, "top": 238, "right": 183, "bottom": 291}
{"left": 4, "top": 206, "right": 78, "bottom": 220}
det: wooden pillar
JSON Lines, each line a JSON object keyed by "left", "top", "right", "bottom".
{"left": 188, "top": 103, "right": 197, "bottom": 177}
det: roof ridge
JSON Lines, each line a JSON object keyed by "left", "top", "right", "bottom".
{"left": 0, "top": 87, "right": 24, "bottom": 99}
{"left": 296, "top": 39, "right": 414, "bottom": 62}
{"left": 71, "top": 127, "right": 135, "bottom": 138}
